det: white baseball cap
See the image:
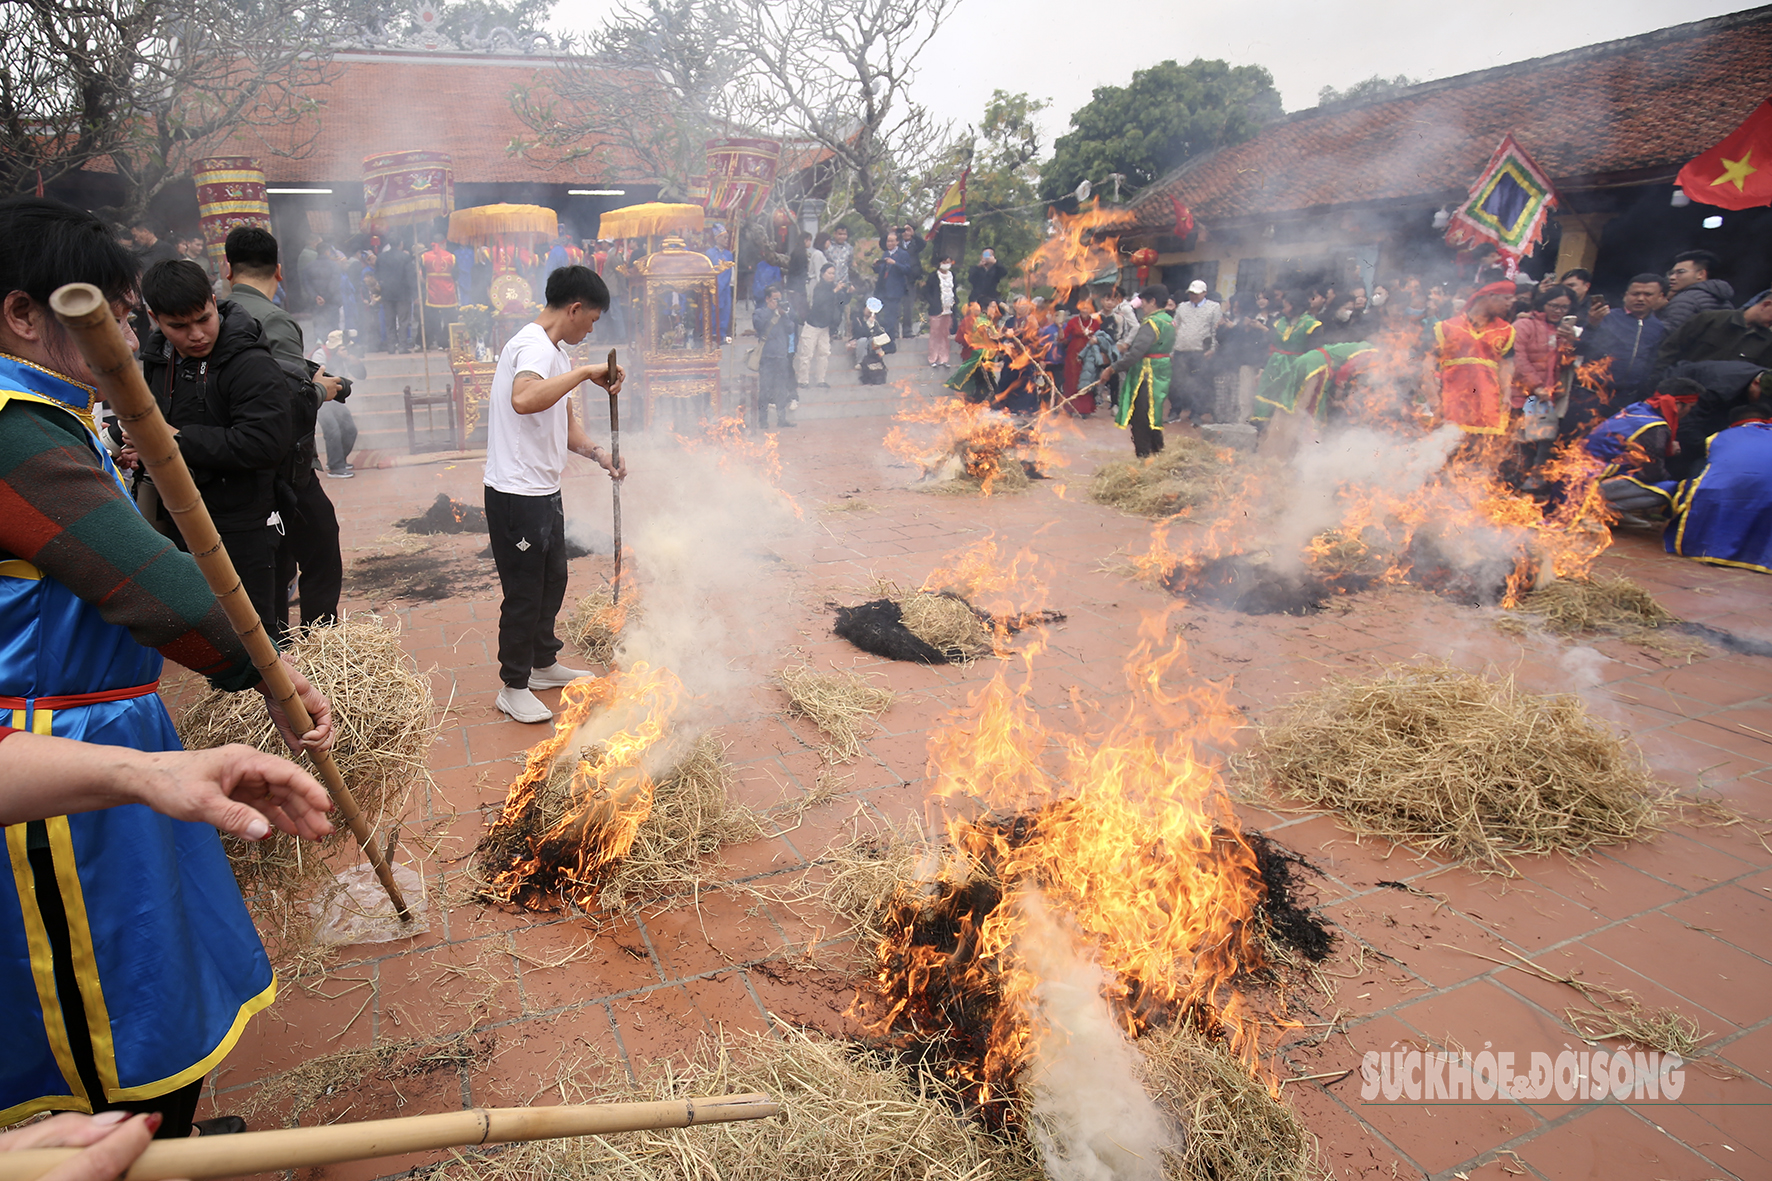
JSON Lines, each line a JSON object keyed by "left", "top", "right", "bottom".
{"left": 1187, "top": 280, "right": 1208, "bottom": 294}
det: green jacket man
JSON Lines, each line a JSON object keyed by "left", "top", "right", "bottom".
{"left": 1110, "top": 285, "right": 1174, "bottom": 458}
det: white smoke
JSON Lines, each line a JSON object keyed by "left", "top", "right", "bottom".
{"left": 1265, "top": 423, "right": 1465, "bottom": 570}
{"left": 1016, "top": 890, "right": 1180, "bottom": 1181}
{"left": 559, "top": 429, "right": 802, "bottom": 762}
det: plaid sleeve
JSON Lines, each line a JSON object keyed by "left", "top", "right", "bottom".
{"left": 0, "top": 399, "right": 260, "bottom": 691}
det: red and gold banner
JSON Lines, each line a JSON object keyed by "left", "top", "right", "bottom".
{"left": 703, "top": 138, "right": 781, "bottom": 218}
{"left": 361, "top": 150, "right": 455, "bottom": 230}
{"left": 193, "top": 157, "right": 270, "bottom": 272}
{"left": 687, "top": 174, "right": 709, "bottom": 209}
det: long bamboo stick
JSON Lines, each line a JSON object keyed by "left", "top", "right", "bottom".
{"left": 0, "top": 1094, "right": 779, "bottom": 1181}
{"left": 606, "top": 347, "right": 623, "bottom": 605}
{"left": 49, "top": 282, "right": 410, "bottom": 921}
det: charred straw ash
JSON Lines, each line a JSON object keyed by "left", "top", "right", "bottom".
{"left": 849, "top": 808, "right": 1332, "bottom": 1133}
{"left": 398, "top": 492, "right": 487, "bottom": 534}
{"left": 833, "top": 592, "right": 1066, "bottom": 664}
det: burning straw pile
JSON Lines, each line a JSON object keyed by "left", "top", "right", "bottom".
{"left": 1090, "top": 436, "right": 1242, "bottom": 519}
{"left": 884, "top": 398, "right": 1064, "bottom": 495}
{"left": 398, "top": 492, "right": 487, "bottom": 534}
{"left": 474, "top": 666, "right": 758, "bottom": 913}
{"left": 834, "top": 541, "right": 1065, "bottom": 665}
{"left": 175, "top": 616, "right": 436, "bottom": 952}
{"left": 1250, "top": 663, "right": 1669, "bottom": 868}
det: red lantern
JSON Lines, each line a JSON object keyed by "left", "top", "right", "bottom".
{"left": 1130, "top": 247, "right": 1158, "bottom": 287}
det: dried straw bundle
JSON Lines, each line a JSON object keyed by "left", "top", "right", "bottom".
{"left": 431, "top": 1024, "right": 1042, "bottom": 1181}
{"left": 176, "top": 616, "right": 435, "bottom": 952}
{"left": 1503, "top": 573, "right": 1682, "bottom": 641}
{"left": 475, "top": 734, "right": 760, "bottom": 913}
{"left": 927, "top": 451, "right": 1033, "bottom": 496}
{"left": 1137, "top": 1024, "right": 1321, "bottom": 1181}
{"left": 899, "top": 591, "right": 994, "bottom": 660}
{"left": 1090, "top": 437, "right": 1234, "bottom": 518}
{"left": 779, "top": 665, "right": 897, "bottom": 762}
{"left": 815, "top": 823, "right": 941, "bottom": 944}
{"left": 564, "top": 590, "right": 641, "bottom": 665}
{"left": 1252, "top": 663, "right": 1669, "bottom": 869}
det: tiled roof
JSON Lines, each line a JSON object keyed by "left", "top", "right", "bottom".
{"left": 215, "top": 50, "right": 650, "bottom": 184}
{"left": 1131, "top": 7, "right": 1772, "bottom": 227}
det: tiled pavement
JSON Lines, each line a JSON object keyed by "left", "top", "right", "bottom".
{"left": 197, "top": 408, "right": 1772, "bottom": 1181}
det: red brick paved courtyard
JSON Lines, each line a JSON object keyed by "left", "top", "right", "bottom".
{"left": 197, "top": 408, "right": 1772, "bottom": 1181}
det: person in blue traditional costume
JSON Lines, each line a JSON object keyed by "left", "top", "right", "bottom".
{"left": 0, "top": 197, "right": 335, "bottom": 1139}
{"left": 703, "top": 225, "right": 734, "bottom": 343}
{"left": 1581, "top": 377, "right": 1703, "bottom": 527}
{"left": 1665, "top": 401, "right": 1772, "bottom": 573}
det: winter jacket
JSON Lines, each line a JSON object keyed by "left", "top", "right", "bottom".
{"left": 752, "top": 302, "right": 796, "bottom": 359}
{"left": 377, "top": 246, "right": 415, "bottom": 302}
{"left": 873, "top": 247, "right": 914, "bottom": 300}
{"left": 1659, "top": 279, "right": 1734, "bottom": 334}
{"left": 227, "top": 282, "right": 327, "bottom": 482}
{"left": 1665, "top": 359, "right": 1768, "bottom": 478}
{"left": 968, "top": 260, "right": 1008, "bottom": 306}
{"left": 1511, "top": 312, "right": 1568, "bottom": 400}
{"left": 138, "top": 300, "right": 299, "bottom": 529}
{"left": 1581, "top": 309, "right": 1666, "bottom": 403}
{"left": 806, "top": 280, "right": 842, "bottom": 330}
{"left": 1654, "top": 308, "right": 1772, "bottom": 384}
{"left": 924, "top": 267, "right": 957, "bottom": 316}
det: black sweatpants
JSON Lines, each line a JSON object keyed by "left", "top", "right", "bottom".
{"left": 214, "top": 522, "right": 280, "bottom": 637}
{"left": 484, "top": 486, "right": 568, "bottom": 688}
{"left": 274, "top": 477, "right": 343, "bottom": 640}
{"left": 1130, "top": 382, "right": 1165, "bottom": 458}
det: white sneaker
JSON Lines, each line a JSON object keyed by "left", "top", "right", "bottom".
{"left": 496, "top": 686, "right": 553, "bottom": 723}
{"left": 528, "top": 662, "right": 592, "bottom": 689}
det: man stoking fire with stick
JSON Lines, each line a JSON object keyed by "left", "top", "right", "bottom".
{"left": 484, "top": 265, "right": 627, "bottom": 725}
{"left": 0, "top": 197, "right": 338, "bottom": 1138}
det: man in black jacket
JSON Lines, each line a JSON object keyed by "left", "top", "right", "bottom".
{"left": 223, "top": 227, "right": 344, "bottom": 639}
{"left": 1653, "top": 293, "right": 1772, "bottom": 384}
{"left": 138, "top": 259, "right": 298, "bottom": 627}
{"left": 376, "top": 239, "right": 416, "bottom": 352}
{"left": 969, "top": 247, "right": 1007, "bottom": 307}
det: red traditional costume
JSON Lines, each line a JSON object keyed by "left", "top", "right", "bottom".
{"left": 422, "top": 243, "right": 458, "bottom": 308}
{"left": 1433, "top": 283, "right": 1516, "bottom": 434}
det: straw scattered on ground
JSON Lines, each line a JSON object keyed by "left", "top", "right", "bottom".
{"left": 1250, "top": 662, "right": 1670, "bottom": 871}
{"left": 232, "top": 1032, "right": 488, "bottom": 1127}
{"left": 564, "top": 590, "right": 641, "bottom": 666}
{"left": 899, "top": 591, "right": 994, "bottom": 660}
{"left": 1138, "top": 1024, "right": 1323, "bottom": 1181}
{"left": 1499, "top": 574, "right": 1709, "bottom": 660}
{"left": 1090, "top": 437, "right": 1236, "bottom": 518}
{"left": 429, "top": 1023, "right": 1043, "bottom": 1181}
{"left": 779, "top": 665, "right": 897, "bottom": 762}
{"left": 175, "top": 615, "right": 436, "bottom": 959}
{"left": 813, "top": 822, "right": 941, "bottom": 945}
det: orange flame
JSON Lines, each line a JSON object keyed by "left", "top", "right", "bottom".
{"left": 884, "top": 393, "right": 1070, "bottom": 494}
{"left": 855, "top": 613, "right": 1275, "bottom": 1123}
{"left": 1021, "top": 200, "right": 1132, "bottom": 304}
{"left": 480, "top": 662, "right": 683, "bottom": 909}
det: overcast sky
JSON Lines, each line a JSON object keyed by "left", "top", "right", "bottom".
{"left": 553, "top": 0, "right": 1759, "bottom": 150}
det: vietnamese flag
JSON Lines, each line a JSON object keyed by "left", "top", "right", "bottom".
{"left": 1677, "top": 99, "right": 1772, "bottom": 210}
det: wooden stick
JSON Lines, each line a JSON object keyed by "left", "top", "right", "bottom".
{"left": 607, "top": 347, "right": 623, "bottom": 605}
{"left": 0, "top": 1094, "right": 778, "bottom": 1181}
{"left": 49, "top": 283, "right": 410, "bottom": 922}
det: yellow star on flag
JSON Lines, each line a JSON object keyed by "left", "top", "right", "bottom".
{"left": 1713, "top": 151, "right": 1758, "bottom": 191}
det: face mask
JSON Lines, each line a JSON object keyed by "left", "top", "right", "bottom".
{"left": 1335, "top": 307, "right": 1354, "bottom": 323}
{"left": 940, "top": 263, "right": 951, "bottom": 272}
{"left": 1370, "top": 291, "right": 1388, "bottom": 307}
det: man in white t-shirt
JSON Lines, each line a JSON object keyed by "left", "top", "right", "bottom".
{"left": 485, "top": 265, "right": 626, "bottom": 723}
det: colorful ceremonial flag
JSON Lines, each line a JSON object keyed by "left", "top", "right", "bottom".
{"left": 1676, "top": 100, "right": 1772, "bottom": 211}
{"left": 704, "top": 138, "right": 782, "bottom": 218}
{"left": 192, "top": 157, "right": 270, "bottom": 273}
{"left": 361, "top": 150, "right": 455, "bottom": 230}
{"left": 927, "top": 168, "right": 968, "bottom": 239}
{"left": 1444, "top": 134, "right": 1558, "bottom": 268}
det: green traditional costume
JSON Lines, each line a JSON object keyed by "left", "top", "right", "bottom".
{"left": 1252, "top": 313, "right": 1324, "bottom": 420}
{"left": 1115, "top": 310, "right": 1173, "bottom": 429}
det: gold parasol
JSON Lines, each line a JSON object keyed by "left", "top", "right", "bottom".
{"left": 447, "top": 203, "right": 559, "bottom": 243}
{"left": 598, "top": 202, "right": 705, "bottom": 241}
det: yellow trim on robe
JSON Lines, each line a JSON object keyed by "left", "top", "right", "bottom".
{"left": 4, "top": 824, "right": 91, "bottom": 1116}
{"left": 45, "top": 812, "right": 123, "bottom": 1095}
{"left": 0, "top": 559, "right": 42, "bottom": 580}
{"left": 106, "top": 977, "right": 277, "bottom": 1102}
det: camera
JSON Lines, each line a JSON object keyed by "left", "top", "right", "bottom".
{"left": 333, "top": 375, "right": 353, "bottom": 404}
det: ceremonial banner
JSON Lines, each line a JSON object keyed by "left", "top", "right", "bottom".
{"left": 193, "top": 157, "right": 270, "bottom": 272}
{"left": 1444, "top": 134, "right": 1558, "bottom": 269}
{"left": 361, "top": 150, "right": 455, "bottom": 229}
{"left": 926, "top": 168, "right": 968, "bottom": 239}
{"left": 704, "top": 138, "right": 781, "bottom": 218}
{"left": 1676, "top": 100, "right": 1772, "bottom": 211}
{"left": 687, "top": 174, "right": 709, "bottom": 209}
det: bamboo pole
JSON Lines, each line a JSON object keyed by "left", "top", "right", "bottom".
{"left": 0, "top": 1094, "right": 779, "bottom": 1181}
{"left": 49, "top": 282, "right": 410, "bottom": 921}
{"left": 606, "top": 347, "right": 623, "bottom": 605}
